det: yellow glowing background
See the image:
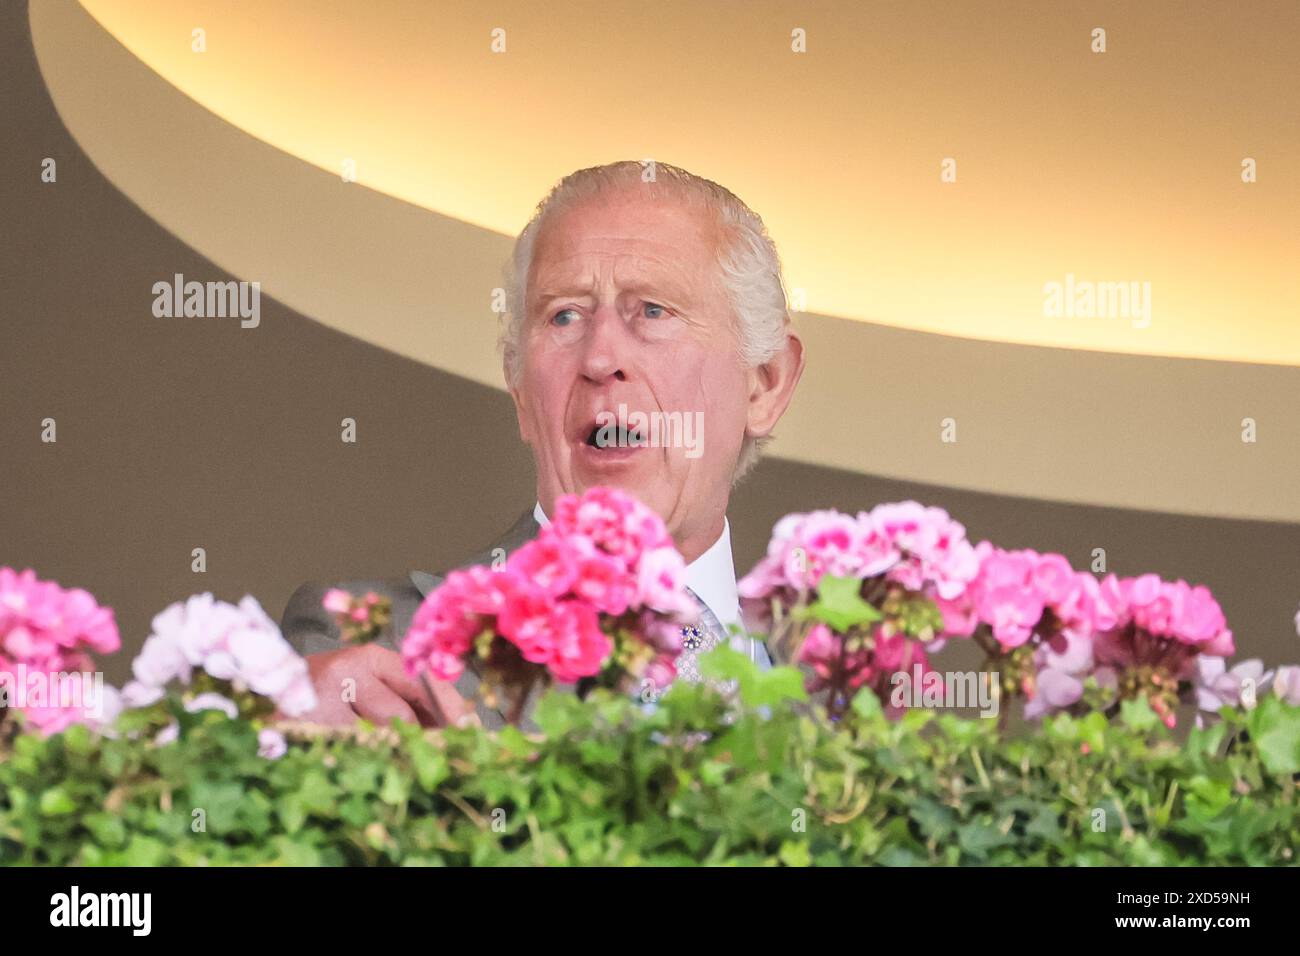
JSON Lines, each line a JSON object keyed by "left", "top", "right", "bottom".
{"left": 77, "top": 0, "right": 1299, "bottom": 366}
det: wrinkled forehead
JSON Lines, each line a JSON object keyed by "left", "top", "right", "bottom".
{"left": 527, "top": 189, "right": 726, "bottom": 307}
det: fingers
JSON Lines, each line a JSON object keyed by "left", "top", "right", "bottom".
{"left": 368, "top": 646, "right": 446, "bottom": 727}
{"left": 300, "top": 644, "right": 418, "bottom": 727}
{"left": 424, "top": 677, "right": 481, "bottom": 728}
{"left": 297, "top": 643, "right": 479, "bottom": 730}
{"left": 349, "top": 680, "right": 421, "bottom": 726}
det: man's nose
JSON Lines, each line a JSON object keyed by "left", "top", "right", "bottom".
{"left": 578, "top": 306, "right": 633, "bottom": 383}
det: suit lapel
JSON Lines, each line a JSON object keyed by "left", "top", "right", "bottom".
{"left": 409, "top": 508, "right": 541, "bottom": 597}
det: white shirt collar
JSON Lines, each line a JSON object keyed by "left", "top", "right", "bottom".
{"left": 533, "top": 501, "right": 740, "bottom": 629}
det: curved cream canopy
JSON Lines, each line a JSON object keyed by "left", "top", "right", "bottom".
{"left": 31, "top": 0, "right": 1300, "bottom": 523}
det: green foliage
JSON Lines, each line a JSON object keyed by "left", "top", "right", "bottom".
{"left": 805, "top": 575, "right": 882, "bottom": 632}
{"left": 698, "top": 646, "right": 808, "bottom": 709}
{"left": 2, "top": 653, "right": 1298, "bottom": 866}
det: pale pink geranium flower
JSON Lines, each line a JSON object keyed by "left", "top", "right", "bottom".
{"left": 321, "top": 588, "right": 352, "bottom": 615}
{"left": 122, "top": 593, "right": 317, "bottom": 718}
{"left": 1025, "top": 630, "right": 1095, "bottom": 718}
{"left": 258, "top": 727, "right": 288, "bottom": 760}
{"left": 737, "top": 555, "right": 784, "bottom": 601}
{"left": 128, "top": 632, "right": 192, "bottom": 691}
{"left": 1196, "top": 657, "right": 1273, "bottom": 712}
{"left": 1273, "top": 665, "right": 1300, "bottom": 706}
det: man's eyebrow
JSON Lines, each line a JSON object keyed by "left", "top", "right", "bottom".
{"left": 533, "top": 285, "right": 595, "bottom": 300}
{"left": 620, "top": 279, "right": 693, "bottom": 304}
{"left": 531, "top": 275, "right": 696, "bottom": 306}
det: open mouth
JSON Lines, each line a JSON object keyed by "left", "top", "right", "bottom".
{"left": 585, "top": 423, "right": 647, "bottom": 449}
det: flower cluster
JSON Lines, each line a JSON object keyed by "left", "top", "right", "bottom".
{"left": 935, "top": 544, "right": 1107, "bottom": 649}
{"left": 1100, "top": 574, "right": 1235, "bottom": 652}
{"left": 739, "top": 502, "right": 980, "bottom": 609}
{"left": 322, "top": 588, "right": 392, "bottom": 645}
{"left": 401, "top": 487, "right": 694, "bottom": 717}
{"left": 122, "top": 593, "right": 317, "bottom": 720}
{"left": 798, "top": 623, "right": 932, "bottom": 699}
{"left": 930, "top": 545, "right": 1109, "bottom": 718}
{"left": 0, "top": 568, "right": 121, "bottom": 735}
{"left": 738, "top": 503, "right": 980, "bottom": 717}
{"left": 741, "top": 505, "right": 1300, "bottom": 729}
{"left": 1190, "top": 655, "right": 1300, "bottom": 733}
{"left": 1089, "top": 573, "right": 1236, "bottom": 727}
{"left": 922, "top": 541, "right": 1247, "bottom": 726}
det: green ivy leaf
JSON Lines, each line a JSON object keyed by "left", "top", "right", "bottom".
{"left": 1248, "top": 696, "right": 1300, "bottom": 776}
{"left": 409, "top": 737, "right": 450, "bottom": 792}
{"left": 1186, "top": 719, "right": 1228, "bottom": 758}
{"left": 807, "top": 575, "right": 882, "bottom": 632}
{"left": 778, "top": 840, "right": 811, "bottom": 867}
{"left": 1119, "top": 697, "right": 1158, "bottom": 733}
{"left": 38, "top": 787, "right": 76, "bottom": 817}
{"left": 4, "top": 663, "right": 1299, "bottom": 867}
{"left": 380, "top": 765, "right": 411, "bottom": 807}
{"left": 697, "top": 646, "right": 808, "bottom": 709}
{"left": 1079, "top": 712, "right": 1108, "bottom": 754}
{"left": 957, "top": 821, "right": 1013, "bottom": 858}
{"left": 851, "top": 687, "right": 884, "bottom": 721}
{"left": 82, "top": 811, "right": 127, "bottom": 849}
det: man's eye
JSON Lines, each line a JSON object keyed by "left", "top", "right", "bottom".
{"left": 552, "top": 309, "right": 580, "bottom": 327}
{"left": 643, "top": 302, "right": 668, "bottom": 319}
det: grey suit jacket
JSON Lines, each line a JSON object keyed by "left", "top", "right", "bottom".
{"left": 279, "top": 508, "right": 550, "bottom": 730}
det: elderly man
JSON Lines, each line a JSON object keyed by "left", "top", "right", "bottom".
{"left": 281, "top": 160, "right": 805, "bottom": 728}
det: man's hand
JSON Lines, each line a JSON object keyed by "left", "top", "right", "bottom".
{"left": 293, "top": 643, "right": 478, "bottom": 728}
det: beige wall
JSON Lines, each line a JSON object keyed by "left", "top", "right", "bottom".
{"left": 30, "top": 0, "right": 1300, "bottom": 524}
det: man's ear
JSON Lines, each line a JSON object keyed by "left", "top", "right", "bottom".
{"left": 506, "top": 369, "right": 534, "bottom": 445}
{"left": 745, "top": 328, "right": 805, "bottom": 440}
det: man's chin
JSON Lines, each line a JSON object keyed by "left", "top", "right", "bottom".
{"left": 569, "top": 447, "right": 662, "bottom": 500}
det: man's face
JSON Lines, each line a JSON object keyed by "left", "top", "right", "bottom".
{"left": 509, "top": 188, "right": 752, "bottom": 544}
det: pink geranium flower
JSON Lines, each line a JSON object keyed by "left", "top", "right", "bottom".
{"left": 737, "top": 501, "right": 977, "bottom": 608}
{"left": 0, "top": 568, "right": 121, "bottom": 736}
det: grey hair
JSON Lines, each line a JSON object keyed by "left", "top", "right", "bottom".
{"left": 500, "top": 160, "right": 793, "bottom": 483}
